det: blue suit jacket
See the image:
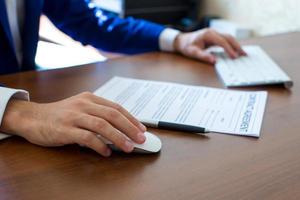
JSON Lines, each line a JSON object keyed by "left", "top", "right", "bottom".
{"left": 0, "top": 0, "right": 165, "bottom": 75}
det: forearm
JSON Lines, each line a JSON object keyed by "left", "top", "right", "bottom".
{"left": 43, "top": 0, "right": 165, "bottom": 54}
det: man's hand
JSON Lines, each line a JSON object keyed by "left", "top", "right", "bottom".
{"left": 0, "top": 92, "right": 147, "bottom": 157}
{"left": 174, "top": 28, "right": 247, "bottom": 64}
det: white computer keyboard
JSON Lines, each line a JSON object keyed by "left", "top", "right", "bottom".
{"left": 213, "top": 46, "right": 293, "bottom": 88}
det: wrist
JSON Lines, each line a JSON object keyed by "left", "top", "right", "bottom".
{"left": 174, "top": 33, "right": 185, "bottom": 53}
{"left": 174, "top": 34, "right": 181, "bottom": 53}
{"left": 0, "top": 100, "right": 39, "bottom": 137}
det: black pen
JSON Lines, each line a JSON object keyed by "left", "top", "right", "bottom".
{"left": 141, "top": 119, "right": 210, "bottom": 134}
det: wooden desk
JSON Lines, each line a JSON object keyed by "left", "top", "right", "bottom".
{"left": 0, "top": 32, "right": 300, "bottom": 200}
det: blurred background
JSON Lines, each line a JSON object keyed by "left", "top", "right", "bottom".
{"left": 37, "top": 0, "right": 300, "bottom": 69}
{"left": 201, "top": 0, "right": 300, "bottom": 36}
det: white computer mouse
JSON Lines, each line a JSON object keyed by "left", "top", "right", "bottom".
{"left": 98, "top": 131, "right": 162, "bottom": 154}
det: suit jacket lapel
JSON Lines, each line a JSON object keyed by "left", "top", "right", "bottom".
{"left": 0, "top": 0, "right": 15, "bottom": 53}
{"left": 22, "top": 0, "right": 43, "bottom": 70}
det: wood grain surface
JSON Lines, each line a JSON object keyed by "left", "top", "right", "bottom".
{"left": 0, "top": 32, "right": 299, "bottom": 200}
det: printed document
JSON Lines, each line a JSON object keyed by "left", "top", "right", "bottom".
{"left": 94, "top": 77, "right": 268, "bottom": 137}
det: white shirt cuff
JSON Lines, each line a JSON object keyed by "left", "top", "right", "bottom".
{"left": 159, "top": 28, "right": 181, "bottom": 52}
{"left": 0, "top": 86, "right": 29, "bottom": 140}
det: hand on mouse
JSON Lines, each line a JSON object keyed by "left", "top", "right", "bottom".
{"left": 174, "top": 28, "right": 247, "bottom": 64}
{"left": 0, "top": 92, "right": 147, "bottom": 157}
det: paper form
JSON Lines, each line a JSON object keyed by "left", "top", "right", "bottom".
{"left": 94, "top": 77, "right": 268, "bottom": 137}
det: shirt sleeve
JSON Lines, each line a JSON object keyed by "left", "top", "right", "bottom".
{"left": 159, "top": 28, "right": 181, "bottom": 52}
{"left": 0, "top": 86, "right": 29, "bottom": 140}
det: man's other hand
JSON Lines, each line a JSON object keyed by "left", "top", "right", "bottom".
{"left": 174, "top": 28, "right": 247, "bottom": 64}
{"left": 0, "top": 92, "right": 147, "bottom": 157}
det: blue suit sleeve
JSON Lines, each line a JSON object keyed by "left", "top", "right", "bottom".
{"left": 42, "top": 0, "right": 165, "bottom": 54}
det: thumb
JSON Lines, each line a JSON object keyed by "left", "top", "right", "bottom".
{"left": 183, "top": 46, "right": 216, "bottom": 64}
